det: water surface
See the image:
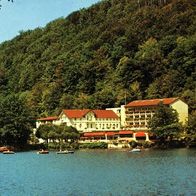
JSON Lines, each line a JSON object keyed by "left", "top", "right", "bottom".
{"left": 0, "top": 149, "right": 196, "bottom": 195}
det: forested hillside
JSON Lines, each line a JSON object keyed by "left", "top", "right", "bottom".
{"left": 0, "top": 0, "right": 195, "bottom": 117}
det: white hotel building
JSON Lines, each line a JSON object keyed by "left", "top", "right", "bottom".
{"left": 36, "top": 109, "right": 120, "bottom": 132}
{"left": 36, "top": 97, "right": 188, "bottom": 142}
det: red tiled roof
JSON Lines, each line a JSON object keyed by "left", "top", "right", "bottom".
{"left": 126, "top": 98, "right": 178, "bottom": 107}
{"left": 63, "top": 109, "right": 90, "bottom": 118}
{"left": 119, "top": 130, "right": 133, "bottom": 135}
{"left": 37, "top": 116, "right": 58, "bottom": 121}
{"left": 62, "top": 109, "right": 119, "bottom": 119}
{"left": 92, "top": 110, "right": 119, "bottom": 119}
{"left": 135, "top": 132, "right": 146, "bottom": 137}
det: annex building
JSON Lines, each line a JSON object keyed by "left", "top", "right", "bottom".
{"left": 124, "top": 97, "right": 188, "bottom": 131}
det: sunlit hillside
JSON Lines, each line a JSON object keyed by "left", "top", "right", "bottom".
{"left": 0, "top": 0, "right": 195, "bottom": 116}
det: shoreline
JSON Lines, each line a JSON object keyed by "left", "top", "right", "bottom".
{"left": 1, "top": 143, "right": 196, "bottom": 153}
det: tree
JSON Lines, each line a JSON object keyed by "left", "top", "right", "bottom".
{"left": 35, "top": 124, "right": 55, "bottom": 144}
{"left": 58, "top": 94, "right": 74, "bottom": 112}
{"left": 146, "top": 70, "right": 184, "bottom": 98}
{"left": 0, "top": 0, "right": 194, "bottom": 115}
{"left": 115, "top": 56, "right": 139, "bottom": 88}
{"left": 35, "top": 124, "right": 80, "bottom": 149}
{"left": 184, "top": 112, "right": 196, "bottom": 146}
{"left": 135, "top": 37, "right": 165, "bottom": 87}
{"left": 62, "top": 126, "right": 80, "bottom": 142}
{"left": 0, "top": 94, "right": 32, "bottom": 146}
{"left": 148, "top": 103, "right": 182, "bottom": 144}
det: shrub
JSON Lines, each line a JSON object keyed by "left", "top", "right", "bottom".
{"left": 70, "top": 142, "right": 79, "bottom": 149}
{"left": 129, "top": 141, "right": 138, "bottom": 148}
{"left": 80, "top": 142, "right": 108, "bottom": 149}
{"left": 48, "top": 142, "right": 57, "bottom": 149}
{"left": 142, "top": 141, "right": 153, "bottom": 148}
{"left": 112, "top": 141, "right": 118, "bottom": 146}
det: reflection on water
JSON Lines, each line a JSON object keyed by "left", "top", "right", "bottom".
{"left": 0, "top": 149, "right": 196, "bottom": 195}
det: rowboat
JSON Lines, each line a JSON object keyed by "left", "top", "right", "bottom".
{"left": 37, "top": 150, "right": 49, "bottom": 154}
{"left": 3, "top": 150, "right": 15, "bottom": 154}
{"left": 56, "top": 150, "right": 74, "bottom": 154}
{"left": 130, "top": 148, "right": 141, "bottom": 152}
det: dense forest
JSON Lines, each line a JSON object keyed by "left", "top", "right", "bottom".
{"left": 0, "top": 0, "right": 195, "bottom": 118}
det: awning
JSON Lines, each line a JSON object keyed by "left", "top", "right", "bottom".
{"left": 119, "top": 130, "right": 133, "bottom": 135}
{"left": 83, "top": 132, "right": 105, "bottom": 137}
{"left": 135, "top": 132, "right": 146, "bottom": 137}
{"left": 105, "top": 132, "right": 116, "bottom": 136}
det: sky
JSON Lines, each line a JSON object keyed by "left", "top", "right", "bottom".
{"left": 0, "top": 0, "right": 101, "bottom": 43}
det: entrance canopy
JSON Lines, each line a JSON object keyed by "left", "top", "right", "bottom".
{"left": 135, "top": 132, "right": 146, "bottom": 137}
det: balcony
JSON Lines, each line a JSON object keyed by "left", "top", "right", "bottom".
{"left": 126, "top": 118, "right": 134, "bottom": 121}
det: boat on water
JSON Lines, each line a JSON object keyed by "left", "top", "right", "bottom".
{"left": 56, "top": 150, "right": 74, "bottom": 154}
{"left": 0, "top": 146, "right": 9, "bottom": 152}
{"left": 37, "top": 150, "right": 49, "bottom": 154}
{"left": 130, "top": 148, "right": 141, "bottom": 152}
{"left": 3, "top": 150, "right": 15, "bottom": 154}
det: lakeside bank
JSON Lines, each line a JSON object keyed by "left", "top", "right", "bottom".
{"left": 1, "top": 137, "right": 196, "bottom": 153}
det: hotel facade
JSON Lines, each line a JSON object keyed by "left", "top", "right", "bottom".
{"left": 36, "top": 109, "right": 121, "bottom": 132}
{"left": 124, "top": 97, "right": 188, "bottom": 130}
{"left": 36, "top": 97, "right": 188, "bottom": 142}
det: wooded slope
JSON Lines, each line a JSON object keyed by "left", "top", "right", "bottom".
{"left": 0, "top": 0, "right": 195, "bottom": 116}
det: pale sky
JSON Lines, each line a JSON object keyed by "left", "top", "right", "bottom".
{"left": 0, "top": 0, "right": 101, "bottom": 43}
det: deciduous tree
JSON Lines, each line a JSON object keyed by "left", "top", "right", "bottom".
{"left": 148, "top": 103, "right": 182, "bottom": 143}
{"left": 0, "top": 94, "right": 32, "bottom": 146}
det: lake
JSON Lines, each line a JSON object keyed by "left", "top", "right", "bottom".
{"left": 0, "top": 148, "right": 196, "bottom": 196}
